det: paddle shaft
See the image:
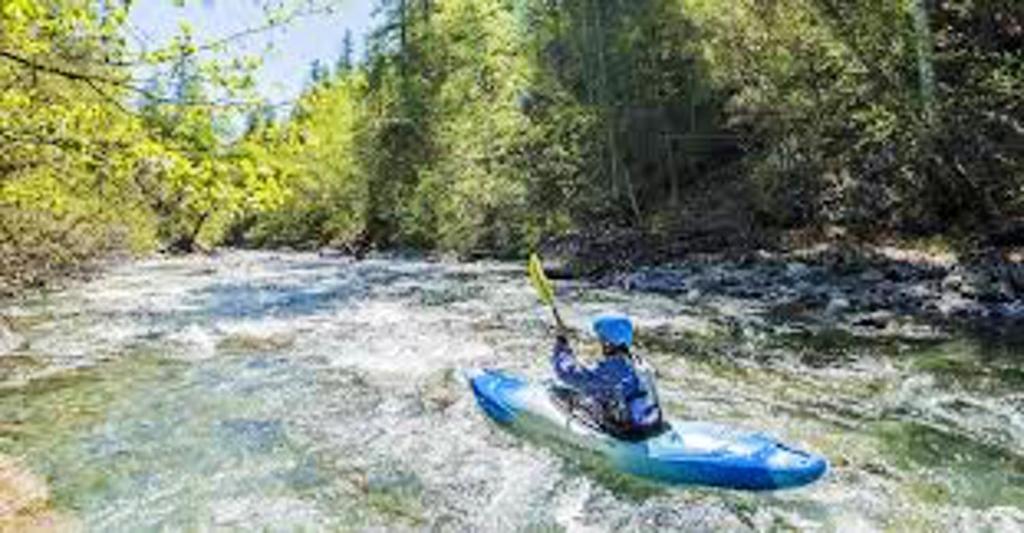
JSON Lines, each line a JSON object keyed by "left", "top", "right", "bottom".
{"left": 550, "top": 304, "right": 566, "bottom": 333}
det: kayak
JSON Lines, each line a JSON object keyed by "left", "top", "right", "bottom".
{"left": 467, "top": 368, "right": 827, "bottom": 491}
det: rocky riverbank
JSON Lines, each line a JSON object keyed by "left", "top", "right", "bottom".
{"left": 323, "top": 235, "right": 1024, "bottom": 338}
{"left": 598, "top": 242, "right": 1024, "bottom": 340}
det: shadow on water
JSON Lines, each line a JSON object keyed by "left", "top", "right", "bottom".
{"left": 0, "top": 348, "right": 348, "bottom": 525}
{"left": 489, "top": 421, "right": 667, "bottom": 502}
{"left": 198, "top": 281, "right": 363, "bottom": 320}
{"left": 177, "top": 261, "right": 454, "bottom": 322}
{"left": 557, "top": 457, "right": 667, "bottom": 503}
{"left": 0, "top": 356, "right": 185, "bottom": 452}
{"left": 769, "top": 328, "right": 909, "bottom": 361}
{"left": 871, "top": 420, "right": 1024, "bottom": 508}
{"left": 910, "top": 338, "right": 1024, "bottom": 390}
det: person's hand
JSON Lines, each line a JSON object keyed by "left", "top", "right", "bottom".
{"left": 550, "top": 322, "right": 569, "bottom": 340}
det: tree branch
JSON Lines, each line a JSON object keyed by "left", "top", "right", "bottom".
{"left": 0, "top": 49, "right": 142, "bottom": 93}
{"left": 0, "top": 49, "right": 292, "bottom": 109}
{"left": 84, "top": 77, "right": 133, "bottom": 115}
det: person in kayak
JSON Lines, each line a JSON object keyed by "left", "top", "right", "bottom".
{"left": 552, "top": 314, "right": 665, "bottom": 439}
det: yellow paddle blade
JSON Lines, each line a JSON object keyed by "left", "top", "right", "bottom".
{"left": 528, "top": 253, "right": 555, "bottom": 305}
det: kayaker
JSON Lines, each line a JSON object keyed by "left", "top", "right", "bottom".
{"left": 552, "top": 314, "right": 664, "bottom": 439}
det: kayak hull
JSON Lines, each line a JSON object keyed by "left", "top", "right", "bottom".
{"left": 468, "top": 368, "right": 827, "bottom": 491}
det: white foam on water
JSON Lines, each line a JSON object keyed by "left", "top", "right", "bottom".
{"left": 209, "top": 496, "right": 327, "bottom": 529}
{"left": 217, "top": 317, "right": 302, "bottom": 341}
{"left": 165, "top": 324, "right": 218, "bottom": 360}
{"left": 0, "top": 323, "right": 21, "bottom": 356}
{"left": 291, "top": 299, "right": 499, "bottom": 376}
{"left": 552, "top": 478, "right": 602, "bottom": 533}
{"left": 2, "top": 251, "right": 1021, "bottom": 530}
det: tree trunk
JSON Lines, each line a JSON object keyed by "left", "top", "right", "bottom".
{"left": 666, "top": 136, "right": 679, "bottom": 207}
{"left": 398, "top": 0, "right": 408, "bottom": 73}
{"left": 912, "top": 0, "right": 936, "bottom": 127}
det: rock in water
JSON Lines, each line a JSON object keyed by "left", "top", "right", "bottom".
{"left": 853, "top": 311, "right": 895, "bottom": 330}
{"left": 318, "top": 247, "right": 346, "bottom": 259}
{"left": 825, "top": 296, "right": 851, "bottom": 316}
{"left": 0, "top": 455, "right": 75, "bottom": 530}
{"left": 786, "top": 262, "right": 811, "bottom": 279}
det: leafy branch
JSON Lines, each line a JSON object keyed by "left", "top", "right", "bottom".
{"left": 0, "top": 50, "right": 289, "bottom": 109}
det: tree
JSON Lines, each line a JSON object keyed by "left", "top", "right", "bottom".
{"left": 912, "top": 0, "right": 936, "bottom": 127}
{"left": 337, "top": 29, "right": 355, "bottom": 73}
{"left": 309, "top": 59, "right": 330, "bottom": 85}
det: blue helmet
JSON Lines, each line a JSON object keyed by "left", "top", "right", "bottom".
{"left": 593, "top": 314, "right": 633, "bottom": 348}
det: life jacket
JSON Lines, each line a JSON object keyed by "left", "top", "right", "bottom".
{"left": 604, "top": 354, "right": 663, "bottom": 437}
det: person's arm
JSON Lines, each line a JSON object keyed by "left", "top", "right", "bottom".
{"left": 551, "top": 335, "right": 600, "bottom": 393}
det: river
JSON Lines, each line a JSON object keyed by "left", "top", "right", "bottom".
{"left": 0, "top": 252, "right": 1021, "bottom": 530}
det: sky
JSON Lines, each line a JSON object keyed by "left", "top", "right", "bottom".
{"left": 127, "top": 0, "right": 377, "bottom": 105}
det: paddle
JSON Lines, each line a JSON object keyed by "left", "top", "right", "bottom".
{"left": 528, "top": 253, "right": 567, "bottom": 334}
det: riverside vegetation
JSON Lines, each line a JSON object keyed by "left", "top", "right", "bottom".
{"left": 2, "top": 0, "right": 1023, "bottom": 292}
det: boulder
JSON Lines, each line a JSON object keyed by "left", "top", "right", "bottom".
{"left": 941, "top": 272, "right": 965, "bottom": 292}
{"left": 853, "top": 311, "right": 895, "bottom": 329}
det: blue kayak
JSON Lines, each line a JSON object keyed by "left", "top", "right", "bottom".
{"left": 468, "top": 368, "right": 827, "bottom": 491}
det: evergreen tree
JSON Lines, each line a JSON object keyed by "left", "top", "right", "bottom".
{"left": 337, "top": 29, "right": 354, "bottom": 73}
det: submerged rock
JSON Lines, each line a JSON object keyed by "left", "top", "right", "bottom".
{"left": 826, "top": 296, "right": 852, "bottom": 316}
{"left": 620, "top": 269, "right": 688, "bottom": 294}
{"left": 0, "top": 455, "right": 74, "bottom": 530}
{"left": 786, "top": 262, "right": 811, "bottom": 279}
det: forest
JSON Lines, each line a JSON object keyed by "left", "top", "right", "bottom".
{"left": 2, "top": 0, "right": 1022, "bottom": 291}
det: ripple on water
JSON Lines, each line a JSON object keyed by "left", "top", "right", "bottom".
{"left": 0, "top": 251, "right": 1020, "bottom": 530}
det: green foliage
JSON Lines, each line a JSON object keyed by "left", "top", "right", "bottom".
{"left": 239, "top": 0, "right": 1022, "bottom": 253}
{"left": 1, "top": 1, "right": 152, "bottom": 291}
{"left": 0, "top": 0, "right": 275, "bottom": 290}
{"left": 3, "top": 0, "right": 1022, "bottom": 293}
{"left": 240, "top": 75, "right": 369, "bottom": 249}
{"left": 684, "top": 0, "right": 1024, "bottom": 232}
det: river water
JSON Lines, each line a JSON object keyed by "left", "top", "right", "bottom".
{"left": 0, "top": 252, "right": 1021, "bottom": 530}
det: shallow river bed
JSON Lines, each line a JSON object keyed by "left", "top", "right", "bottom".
{"left": 0, "top": 252, "right": 1021, "bottom": 530}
